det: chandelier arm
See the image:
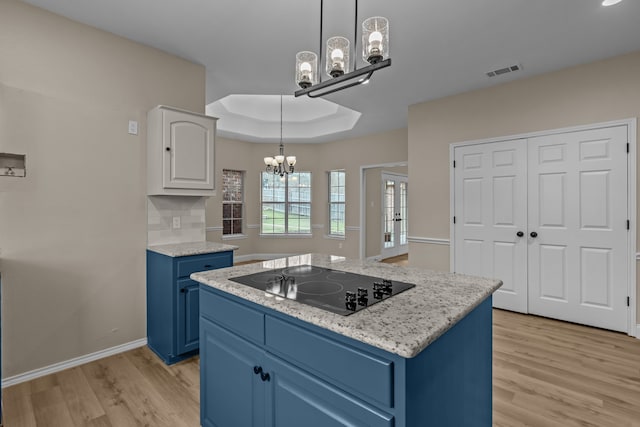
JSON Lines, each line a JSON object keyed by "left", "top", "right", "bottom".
{"left": 296, "top": 61, "right": 388, "bottom": 98}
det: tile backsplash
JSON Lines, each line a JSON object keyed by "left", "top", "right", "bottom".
{"left": 147, "top": 196, "right": 206, "bottom": 246}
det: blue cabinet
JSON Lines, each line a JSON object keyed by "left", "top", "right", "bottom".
{"left": 200, "top": 289, "right": 394, "bottom": 427}
{"left": 199, "top": 285, "right": 493, "bottom": 427}
{"left": 147, "top": 250, "right": 233, "bottom": 364}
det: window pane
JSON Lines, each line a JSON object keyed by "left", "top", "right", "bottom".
{"left": 262, "top": 203, "right": 286, "bottom": 234}
{"left": 330, "top": 204, "right": 345, "bottom": 235}
{"left": 262, "top": 173, "right": 286, "bottom": 202}
{"left": 223, "top": 170, "right": 244, "bottom": 235}
{"left": 232, "top": 203, "right": 242, "bottom": 219}
{"left": 288, "top": 203, "right": 311, "bottom": 234}
{"left": 232, "top": 220, "right": 243, "bottom": 235}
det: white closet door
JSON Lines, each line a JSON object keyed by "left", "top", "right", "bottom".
{"left": 454, "top": 140, "right": 528, "bottom": 313}
{"left": 528, "top": 126, "right": 628, "bottom": 332}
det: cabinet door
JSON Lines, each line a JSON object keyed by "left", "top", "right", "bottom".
{"left": 163, "top": 109, "right": 214, "bottom": 190}
{"left": 177, "top": 279, "right": 200, "bottom": 354}
{"left": 264, "top": 354, "right": 394, "bottom": 427}
{"left": 201, "top": 317, "right": 266, "bottom": 427}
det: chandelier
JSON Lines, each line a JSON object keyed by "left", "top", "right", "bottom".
{"left": 294, "top": 0, "right": 391, "bottom": 98}
{"left": 263, "top": 95, "right": 296, "bottom": 177}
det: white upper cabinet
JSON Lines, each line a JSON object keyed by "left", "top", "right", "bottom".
{"left": 147, "top": 106, "right": 217, "bottom": 196}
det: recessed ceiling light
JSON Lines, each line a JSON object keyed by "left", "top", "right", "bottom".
{"left": 602, "top": 0, "right": 622, "bottom": 6}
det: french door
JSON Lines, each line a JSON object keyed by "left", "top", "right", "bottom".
{"left": 453, "top": 125, "right": 630, "bottom": 332}
{"left": 381, "top": 173, "right": 408, "bottom": 259}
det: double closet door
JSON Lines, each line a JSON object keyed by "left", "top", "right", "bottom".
{"left": 453, "top": 125, "right": 629, "bottom": 332}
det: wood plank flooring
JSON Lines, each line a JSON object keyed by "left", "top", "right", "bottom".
{"left": 4, "top": 311, "right": 640, "bottom": 426}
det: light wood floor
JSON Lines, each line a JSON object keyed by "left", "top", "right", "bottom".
{"left": 380, "top": 253, "right": 409, "bottom": 266}
{"left": 5, "top": 309, "right": 639, "bottom": 427}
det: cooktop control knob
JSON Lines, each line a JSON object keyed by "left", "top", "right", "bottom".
{"left": 345, "top": 291, "right": 356, "bottom": 303}
{"left": 357, "top": 287, "right": 368, "bottom": 297}
{"left": 382, "top": 279, "right": 393, "bottom": 294}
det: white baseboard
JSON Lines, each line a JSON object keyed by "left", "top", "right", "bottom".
{"left": 1, "top": 338, "right": 147, "bottom": 388}
{"left": 636, "top": 324, "right": 640, "bottom": 339}
{"left": 366, "top": 255, "right": 382, "bottom": 262}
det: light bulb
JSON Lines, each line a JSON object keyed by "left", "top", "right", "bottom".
{"left": 368, "top": 31, "right": 383, "bottom": 43}
{"left": 275, "top": 155, "right": 285, "bottom": 164}
{"left": 300, "top": 62, "right": 312, "bottom": 73}
{"left": 331, "top": 48, "right": 344, "bottom": 60}
{"left": 271, "top": 158, "right": 279, "bottom": 167}
{"left": 264, "top": 157, "right": 274, "bottom": 166}
{"left": 286, "top": 156, "right": 297, "bottom": 166}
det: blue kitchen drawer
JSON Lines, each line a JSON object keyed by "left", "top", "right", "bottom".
{"left": 200, "top": 287, "right": 265, "bottom": 345}
{"left": 176, "top": 251, "right": 233, "bottom": 278}
{"left": 265, "top": 315, "right": 394, "bottom": 408}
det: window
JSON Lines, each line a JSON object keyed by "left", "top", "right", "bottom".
{"left": 261, "top": 172, "right": 311, "bottom": 234}
{"left": 222, "top": 169, "right": 244, "bottom": 235}
{"left": 328, "top": 170, "right": 345, "bottom": 236}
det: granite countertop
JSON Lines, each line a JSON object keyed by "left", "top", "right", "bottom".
{"left": 147, "top": 241, "right": 239, "bottom": 257}
{"left": 191, "top": 253, "right": 502, "bottom": 358}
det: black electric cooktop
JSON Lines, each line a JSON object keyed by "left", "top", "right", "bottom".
{"left": 229, "top": 265, "right": 416, "bottom": 316}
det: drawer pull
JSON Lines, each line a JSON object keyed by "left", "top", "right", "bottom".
{"left": 253, "top": 366, "right": 262, "bottom": 375}
{"left": 204, "top": 264, "right": 213, "bottom": 268}
{"left": 261, "top": 372, "right": 270, "bottom": 382}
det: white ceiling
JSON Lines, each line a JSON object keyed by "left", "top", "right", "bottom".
{"left": 22, "top": 0, "right": 640, "bottom": 143}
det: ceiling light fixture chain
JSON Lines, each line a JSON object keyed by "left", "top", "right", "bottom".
{"left": 294, "top": 0, "right": 391, "bottom": 98}
{"left": 263, "top": 95, "right": 297, "bottom": 177}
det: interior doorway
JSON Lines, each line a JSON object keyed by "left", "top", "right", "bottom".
{"left": 381, "top": 173, "right": 408, "bottom": 259}
{"left": 360, "top": 163, "right": 408, "bottom": 261}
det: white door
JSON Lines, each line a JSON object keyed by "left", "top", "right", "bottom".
{"left": 381, "top": 173, "right": 408, "bottom": 259}
{"left": 453, "top": 140, "right": 528, "bottom": 313}
{"left": 528, "top": 126, "right": 628, "bottom": 332}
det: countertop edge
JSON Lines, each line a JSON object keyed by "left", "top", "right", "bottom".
{"left": 191, "top": 254, "right": 501, "bottom": 358}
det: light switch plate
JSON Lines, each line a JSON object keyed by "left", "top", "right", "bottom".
{"left": 128, "top": 120, "right": 138, "bottom": 135}
{"left": 172, "top": 216, "right": 181, "bottom": 229}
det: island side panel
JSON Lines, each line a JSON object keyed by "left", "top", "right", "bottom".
{"left": 405, "top": 297, "right": 493, "bottom": 426}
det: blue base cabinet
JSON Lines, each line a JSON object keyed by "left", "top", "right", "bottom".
{"left": 147, "top": 250, "right": 233, "bottom": 365}
{"left": 200, "top": 285, "right": 493, "bottom": 427}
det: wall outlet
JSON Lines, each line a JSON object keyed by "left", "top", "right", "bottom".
{"left": 128, "top": 120, "right": 138, "bottom": 135}
{"left": 338, "top": 242, "right": 343, "bottom": 249}
{"left": 172, "top": 216, "right": 181, "bottom": 229}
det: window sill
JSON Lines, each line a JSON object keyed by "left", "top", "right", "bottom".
{"left": 324, "top": 234, "right": 346, "bottom": 240}
{"left": 222, "top": 234, "right": 248, "bottom": 241}
{"left": 259, "top": 233, "right": 313, "bottom": 239}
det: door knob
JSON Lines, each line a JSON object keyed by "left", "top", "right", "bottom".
{"left": 530, "top": 231, "right": 538, "bottom": 238}
{"left": 516, "top": 231, "right": 524, "bottom": 237}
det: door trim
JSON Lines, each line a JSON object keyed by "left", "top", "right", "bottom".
{"left": 449, "top": 118, "right": 637, "bottom": 336}
{"left": 359, "top": 162, "right": 408, "bottom": 259}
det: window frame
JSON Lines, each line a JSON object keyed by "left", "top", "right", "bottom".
{"left": 327, "top": 170, "right": 346, "bottom": 238}
{"left": 260, "top": 172, "right": 312, "bottom": 236}
{"left": 222, "top": 169, "right": 245, "bottom": 238}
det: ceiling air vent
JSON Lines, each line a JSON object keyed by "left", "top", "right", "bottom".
{"left": 486, "top": 64, "right": 522, "bottom": 78}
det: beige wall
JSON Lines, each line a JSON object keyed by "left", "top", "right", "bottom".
{"left": 0, "top": 0, "right": 205, "bottom": 377}
{"left": 206, "top": 129, "right": 409, "bottom": 260}
{"left": 408, "top": 51, "right": 640, "bottom": 319}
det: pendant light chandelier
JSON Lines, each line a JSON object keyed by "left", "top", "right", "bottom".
{"left": 263, "top": 95, "right": 296, "bottom": 177}
{"left": 294, "top": 0, "right": 391, "bottom": 98}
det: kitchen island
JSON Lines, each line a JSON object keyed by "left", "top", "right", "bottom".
{"left": 191, "top": 253, "right": 502, "bottom": 427}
